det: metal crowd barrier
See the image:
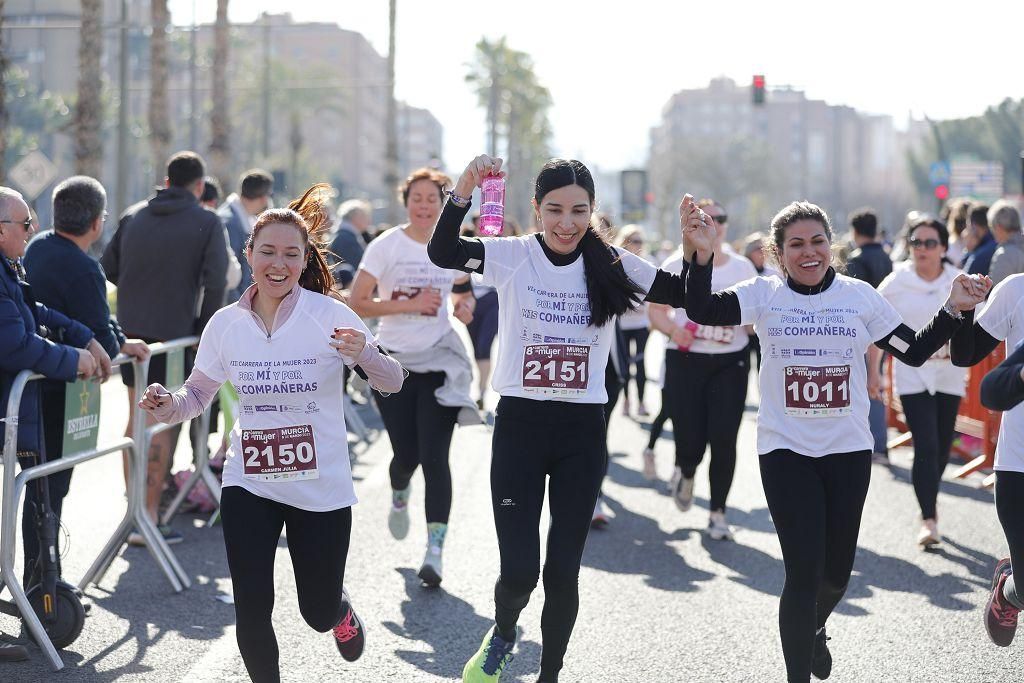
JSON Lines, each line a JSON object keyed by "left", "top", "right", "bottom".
{"left": 0, "top": 337, "right": 201, "bottom": 670}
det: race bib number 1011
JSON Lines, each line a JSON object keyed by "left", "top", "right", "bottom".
{"left": 784, "top": 365, "right": 852, "bottom": 418}
{"left": 241, "top": 425, "right": 319, "bottom": 482}
{"left": 522, "top": 344, "right": 590, "bottom": 395}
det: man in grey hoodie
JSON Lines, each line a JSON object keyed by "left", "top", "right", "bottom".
{"left": 101, "top": 151, "right": 227, "bottom": 544}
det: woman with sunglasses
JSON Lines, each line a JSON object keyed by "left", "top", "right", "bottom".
{"left": 648, "top": 199, "right": 757, "bottom": 540}
{"left": 874, "top": 217, "right": 967, "bottom": 548}
{"left": 614, "top": 225, "right": 652, "bottom": 416}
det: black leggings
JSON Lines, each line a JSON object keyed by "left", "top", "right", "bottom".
{"left": 647, "top": 386, "right": 672, "bottom": 450}
{"left": 665, "top": 349, "right": 748, "bottom": 512}
{"left": 621, "top": 328, "right": 650, "bottom": 403}
{"left": 374, "top": 370, "right": 459, "bottom": 524}
{"left": 899, "top": 391, "right": 961, "bottom": 520}
{"left": 996, "top": 471, "right": 1024, "bottom": 606}
{"left": 760, "top": 449, "right": 871, "bottom": 683}
{"left": 490, "top": 397, "right": 606, "bottom": 681}
{"left": 221, "top": 486, "right": 352, "bottom": 683}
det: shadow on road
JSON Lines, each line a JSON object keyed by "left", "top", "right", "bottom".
{"left": 13, "top": 514, "right": 236, "bottom": 680}
{"left": 699, "top": 533, "right": 785, "bottom": 597}
{"left": 842, "top": 546, "right": 978, "bottom": 613}
{"left": 380, "top": 567, "right": 543, "bottom": 682}
{"left": 583, "top": 493, "right": 715, "bottom": 592}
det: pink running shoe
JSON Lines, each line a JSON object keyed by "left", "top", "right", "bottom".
{"left": 985, "top": 558, "right": 1020, "bottom": 647}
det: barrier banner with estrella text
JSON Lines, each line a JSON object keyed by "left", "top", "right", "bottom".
{"left": 63, "top": 378, "right": 101, "bottom": 457}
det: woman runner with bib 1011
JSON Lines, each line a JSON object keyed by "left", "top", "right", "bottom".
{"left": 429, "top": 154, "right": 691, "bottom": 683}
{"left": 680, "top": 196, "right": 990, "bottom": 683}
{"left": 139, "top": 185, "right": 404, "bottom": 683}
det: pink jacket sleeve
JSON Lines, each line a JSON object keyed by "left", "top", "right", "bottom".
{"left": 349, "top": 342, "right": 405, "bottom": 394}
{"left": 151, "top": 369, "right": 223, "bottom": 424}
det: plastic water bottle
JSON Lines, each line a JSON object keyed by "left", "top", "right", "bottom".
{"left": 479, "top": 175, "right": 505, "bottom": 236}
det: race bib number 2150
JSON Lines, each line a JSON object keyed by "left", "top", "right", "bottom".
{"left": 241, "top": 425, "right": 319, "bottom": 482}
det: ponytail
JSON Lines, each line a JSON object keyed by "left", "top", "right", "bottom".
{"left": 249, "top": 183, "right": 337, "bottom": 296}
{"left": 579, "top": 225, "right": 645, "bottom": 328}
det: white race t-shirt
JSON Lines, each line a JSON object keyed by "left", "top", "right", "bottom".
{"left": 480, "top": 235, "right": 658, "bottom": 403}
{"left": 975, "top": 274, "right": 1024, "bottom": 474}
{"left": 731, "top": 273, "right": 903, "bottom": 457}
{"left": 877, "top": 261, "right": 967, "bottom": 397}
{"left": 358, "top": 226, "right": 462, "bottom": 353}
{"left": 662, "top": 251, "right": 759, "bottom": 354}
{"left": 194, "top": 288, "right": 372, "bottom": 512}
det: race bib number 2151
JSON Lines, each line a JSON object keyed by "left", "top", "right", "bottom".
{"left": 522, "top": 344, "right": 589, "bottom": 395}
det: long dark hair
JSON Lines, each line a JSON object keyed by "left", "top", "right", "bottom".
{"left": 534, "top": 159, "right": 644, "bottom": 327}
{"left": 248, "top": 183, "right": 336, "bottom": 295}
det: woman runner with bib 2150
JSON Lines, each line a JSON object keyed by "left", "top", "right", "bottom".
{"left": 429, "top": 155, "right": 692, "bottom": 683}
{"left": 680, "top": 196, "right": 990, "bottom": 683}
{"left": 139, "top": 185, "right": 404, "bottom": 683}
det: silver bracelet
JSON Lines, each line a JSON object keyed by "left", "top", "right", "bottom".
{"left": 942, "top": 301, "right": 963, "bottom": 320}
{"left": 447, "top": 190, "right": 470, "bottom": 208}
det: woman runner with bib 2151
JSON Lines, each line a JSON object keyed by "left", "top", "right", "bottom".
{"left": 680, "top": 196, "right": 990, "bottom": 683}
{"left": 429, "top": 155, "right": 692, "bottom": 683}
{"left": 139, "top": 185, "right": 404, "bottom": 683}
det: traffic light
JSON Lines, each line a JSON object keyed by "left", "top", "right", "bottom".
{"left": 752, "top": 74, "right": 766, "bottom": 105}
{"left": 933, "top": 184, "right": 949, "bottom": 201}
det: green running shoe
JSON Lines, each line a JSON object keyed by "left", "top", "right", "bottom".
{"left": 462, "top": 626, "right": 518, "bottom": 682}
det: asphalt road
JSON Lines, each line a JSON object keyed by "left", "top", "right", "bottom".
{"left": 1, "top": 342, "right": 1018, "bottom": 682}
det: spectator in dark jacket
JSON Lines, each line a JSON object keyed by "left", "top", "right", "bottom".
{"left": 845, "top": 207, "right": 893, "bottom": 287}
{"left": 844, "top": 207, "right": 893, "bottom": 463}
{"left": 963, "top": 202, "right": 997, "bottom": 276}
{"left": 101, "top": 151, "right": 228, "bottom": 543}
{"left": 23, "top": 176, "right": 151, "bottom": 579}
{"left": 219, "top": 168, "right": 273, "bottom": 302}
{"left": 0, "top": 186, "right": 106, "bottom": 613}
{"left": 329, "top": 199, "right": 370, "bottom": 288}
{"left": 989, "top": 200, "right": 1024, "bottom": 286}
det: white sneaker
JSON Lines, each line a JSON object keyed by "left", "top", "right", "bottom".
{"left": 708, "top": 510, "right": 734, "bottom": 541}
{"left": 418, "top": 544, "right": 443, "bottom": 586}
{"left": 917, "top": 518, "right": 940, "bottom": 548}
{"left": 642, "top": 448, "right": 657, "bottom": 481}
{"left": 669, "top": 467, "right": 694, "bottom": 512}
{"left": 591, "top": 498, "right": 611, "bottom": 529}
{"left": 388, "top": 485, "right": 411, "bottom": 540}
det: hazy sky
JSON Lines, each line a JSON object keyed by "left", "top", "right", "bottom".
{"left": 167, "top": 0, "right": 1021, "bottom": 173}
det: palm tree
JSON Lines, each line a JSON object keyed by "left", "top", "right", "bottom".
{"left": 75, "top": 0, "right": 104, "bottom": 178}
{"left": 209, "top": 0, "right": 231, "bottom": 184}
{"left": 148, "top": 0, "right": 171, "bottom": 182}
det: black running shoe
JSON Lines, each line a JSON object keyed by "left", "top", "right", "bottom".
{"left": 332, "top": 592, "right": 365, "bottom": 662}
{"left": 811, "top": 626, "right": 832, "bottom": 680}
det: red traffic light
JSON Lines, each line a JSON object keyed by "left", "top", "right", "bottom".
{"left": 934, "top": 184, "right": 949, "bottom": 200}
{"left": 753, "top": 74, "right": 765, "bottom": 88}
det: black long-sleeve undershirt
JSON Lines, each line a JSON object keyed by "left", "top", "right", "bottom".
{"left": 427, "top": 200, "right": 485, "bottom": 274}
{"left": 950, "top": 311, "right": 1002, "bottom": 367}
{"left": 981, "top": 342, "right": 1024, "bottom": 411}
{"left": 427, "top": 198, "right": 687, "bottom": 309}
{"left": 684, "top": 255, "right": 964, "bottom": 368}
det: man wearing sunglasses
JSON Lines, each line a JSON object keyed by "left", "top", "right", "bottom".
{"left": 0, "top": 185, "right": 104, "bottom": 661}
